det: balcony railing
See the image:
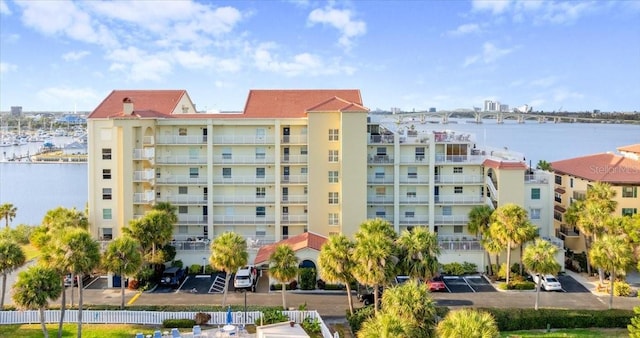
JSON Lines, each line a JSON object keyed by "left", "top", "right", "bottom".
{"left": 213, "top": 176, "right": 276, "bottom": 184}
{"left": 280, "top": 215, "right": 308, "bottom": 223}
{"left": 133, "top": 191, "right": 155, "bottom": 204}
{"left": 142, "top": 136, "right": 154, "bottom": 145}
{"left": 280, "top": 175, "right": 308, "bottom": 184}
{"left": 281, "top": 195, "right": 308, "bottom": 204}
{"left": 524, "top": 174, "right": 549, "bottom": 184}
{"left": 399, "top": 175, "right": 429, "bottom": 184}
{"left": 280, "top": 135, "right": 307, "bottom": 144}
{"left": 157, "top": 195, "right": 206, "bottom": 205}
{"left": 367, "top": 175, "right": 394, "bottom": 184}
{"left": 399, "top": 196, "right": 429, "bottom": 203}
{"left": 398, "top": 215, "right": 428, "bottom": 224}
{"left": 435, "top": 154, "right": 484, "bottom": 164}
{"left": 171, "top": 240, "right": 210, "bottom": 251}
{"left": 486, "top": 176, "right": 498, "bottom": 201}
{"left": 434, "top": 195, "right": 483, "bottom": 204}
{"left": 212, "top": 135, "right": 275, "bottom": 144}
{"left": 366, "top": 215, "right": 394, "bottom": 222}
{"left": 368, "top": 134, "right": 395, "bottom": 144}
{"left": 212, "top": 155, "right": 275, "bottom": 164}
{"left": 399, "top": 136, "right": 429, "bottom": 144}
{"left": 133, "top": 170, "right": 155, "bottom": 182}
{"left": 156, "top": 155, "right": 208, "bottom": 165}
{"left": 156, "top": 135, "right": 206, "bottom": 144}
{"left": 133, "top": 148, "right": 155, "bottom": 161}
{"left": 367, "top": 155, "right": 394, "bottom": 164}
{"left": 212, "top": 215, "right": 275, "bottom": 224}
{"left": 176, "top": 215, "right": 208, "bottom": 224}
{"left": 156, "top": 175, "right": 208, "bottom": 185}
{"left": 438, "top": 237, "right": 483, "bottom": 251}
{"left": 211, "top": 196, "right": 276, "bottom": 204}
{"left": 435, "top": 175, "right": 483, "bottom": 184}
{"left": 280, "top": 155, "right": 308, "bottom": 164}
{"left": 434, "top": 215, "right": 469, "bottom": 225}
{"left": 367, "top": 195, "right": 395, "bottom": 204}
{"left": 399, "top": 155, "right": 428, "bottom": 164}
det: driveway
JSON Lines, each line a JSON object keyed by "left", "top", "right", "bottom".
{"left": 442, "top": 275, "right": 496, "bottom": 293}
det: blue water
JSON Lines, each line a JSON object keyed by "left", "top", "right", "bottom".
{"left": 0, "top": 122, "right": 638, "bottom": 226}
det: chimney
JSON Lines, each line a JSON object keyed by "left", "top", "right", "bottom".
{"left": 123, "top": 97, "right": 134, "bottom": 115}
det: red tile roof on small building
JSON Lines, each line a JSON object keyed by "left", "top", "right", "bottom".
{"left": 242, "top": 89, "right": 365, "bottom": 118}
{"left": 482, "top": 159, "right": 528, "bottom": 170}
{"left": 88, "top": 90, "right": 188, "bottom": 118}
{"left": 617, "top": 144, "right": 640, "bottom": 154}
{"left": 551, "top": 153, "right": 640, "bottom": 184}
{"left": 254, "top": 232, "right": 328, "bottom": 266}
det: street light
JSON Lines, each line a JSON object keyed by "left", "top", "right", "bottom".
{"left": 243, "top": 289, "right": 247, "bottom": 330}
{"left": 202, "top": 257, "right": 206, "bottom": 275}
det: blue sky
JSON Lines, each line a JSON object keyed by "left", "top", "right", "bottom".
{"left": 1, "top": 0, "right": 639, "bottom": 113}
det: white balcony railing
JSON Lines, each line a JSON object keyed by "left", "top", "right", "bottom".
{"left": 156, "top": 135, "right": 206, "bottom": 144}
{"left": 435, "top": 175, "right": 484, "bottom": 184}
{"left": 212, "top": 215, "right": 275, "bottom": 224}
{"left": 280, "top": 175, "right": 307, "bottom": 184}
{"left": 398, "top": 215, "right": 428, "bottom": 224}
{"left": 176, "top": 215, "right": 208, "bottom": 224}
{"left": 156, "top": 155, "right": 208, "bottom": 164}
{"left": 367, "top": 175, "right": 395, "bottom": 184}
{"left": 486, "top": 176, "right": 498, "bottom": 201}
{"left": 211, "top": 195, "right": 276, "bottom": 204}
{"left": 212, "top": 155, "right": 275, "bottom": 164}
{"left": 399, "top": 196, "right": 429, "bottom": 203}
{"left": 366, "top": 215, "right": 394, "bottom": 222}
{"left": 368, "top": 155, "right": 394, "bottom": 163}
{"left": 212, "top": 135, "right": 275, "bottom": 144}
{"left": 213, "top": 176, "right": 276, "bottom": 184}
{"left": 434, "top": 215, "right": 469, "bottom": 225}
{"left": 133, "top": 190, "right": 155, "bottom": 204}
{"left": 156, "top": 175, "right": 208, "bottom": 185}
{"left": 367, "top": 195, "right": 395, "bottom": 204}
{"left": 133, "top": 148, "right": 155, "bottom": 160}
{"left": 399, "top": 175, "right": 430, "bottom": 184}
{"left": 399, "top": 155, "right": 429, "bottom": 164}
{"left": 435, "top": 154, "right": 484, "bottom": 164}
{"left": 281, "top": 195, "right": 308, "bottom": 204}
{"left": 133, "top": 169, "right": 155, "bottom": 182}
{"left": 280, "top": 154, "right": 308, "bottom": 164}
{"left": 280, "top": 135, "right": 307, "bottom": 144}
{"left": 157, "top": 195, "right": 206, "bottom": 205}
{"left": 434, "top": 195, "right": 483, "bottom": 204}
{"left": 280, "top": 215, "right": 308, "bottom": 223}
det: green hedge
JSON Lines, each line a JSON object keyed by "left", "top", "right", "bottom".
{"left": 162, "top": 318, "right": 196, "bottom": 328}
{"left": 480, "top": 308, "right": 633, "bottom": 331}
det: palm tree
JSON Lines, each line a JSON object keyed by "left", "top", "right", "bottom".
{"left": 590, "top": 234, "right": 634, "bottom": 309}
{"left": 12, "top": 265, "right": 63, "bottom": 338}
{"left": 380, "top": 282, "right": 436, "bottom": 337}
{"left": 352, "top": 219, "right": 397, "bottom": 314}
{"left": 536, "top": 160, "right": 551, "bottom": 171}
{"left": 490, "top": 204, "right": 532, "bottom": 284}
{"left": 0, "top": 239, "right": 26, "bottom": 308}
{"left": 0, "top": 203, "right": 17, "bottom": 228}
{"left": 209, "top": 232, "right": 248, "bottom": 306}
{"left": 516, "top": 223, "right": 538, "bottom": 276}
{"left": 153, "top": 202, "right": 178, "bottom": 224}
{"left": 124, "top": 209, "right": 174, "bottom": 265}
{"left": 40, "top": 206, "right": 88, "bottom": 230}
{"left": 396, "top": 226, "right": 440, "bottom": 282}
{"left": 268, "top": 244, "right": 298, "bottom": 309}
{"left": 358, "top": 312, "right": 410, "bottom": 338}
{"left": 317, "top": 234, "right": 356, "bottom": 315}
{"left": 102, "top": 236, "right": 143, "bottom": 309}
{"left": 481, "top": 231, "right": 505, "bottom": 274}
{"left": 522, "top": 239, "right": 561, "bottom": 310}
{"left": 436, "top": 308, "right": 500, "bottom": 338}
{"left": 468, "top": 205, "right": 494, "bottom": 274}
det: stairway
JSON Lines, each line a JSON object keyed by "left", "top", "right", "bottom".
{"left": 208, "top": 275, "right": 226, "bottom": 293}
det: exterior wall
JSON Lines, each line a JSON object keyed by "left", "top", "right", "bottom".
{"left": 340, "top": 112, "right": 368, "bottom": 237}
{"left": 495, "top": 168, "right": 525, "bottom": 207}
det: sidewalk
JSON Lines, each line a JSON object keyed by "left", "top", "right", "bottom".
{"left": 565, "top": 269, "right": 640, "bottom": 295}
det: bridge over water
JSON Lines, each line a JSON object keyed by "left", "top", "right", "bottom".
{"left": 389, "top": 110, "right": 627, "bottom": 124}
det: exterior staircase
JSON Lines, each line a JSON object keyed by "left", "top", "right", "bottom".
{"left": 208, "top": 274, "right": 226, "bottom": 293}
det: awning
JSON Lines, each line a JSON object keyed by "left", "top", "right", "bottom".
{"left": 554, "top": 205, "right": 566, "bottom": 213}
{"left": 555, "top": 187, "right": 566, "bottom": 194}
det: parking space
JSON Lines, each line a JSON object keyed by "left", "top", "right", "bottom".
{"left": 464, "top": 275, "right": 496, "bottom": 292}
{"left": 558, "top": 275, "right": 590, "bottom": 293}
{"left": 442, "top": 275, "right": 496, "bottom": 293}
{"left": 84, "top": 276, "right": 108, "bottom": 290}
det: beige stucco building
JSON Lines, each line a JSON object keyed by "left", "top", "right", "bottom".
{"left": 87, "top": 89, "right": 560, "bottom": 269}
{"left": 551, "top": 144, "right": 640, "bottom": 253}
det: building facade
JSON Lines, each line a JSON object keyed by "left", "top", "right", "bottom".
{"left": 88, "top": 89, "right": 559, "bottom": 268}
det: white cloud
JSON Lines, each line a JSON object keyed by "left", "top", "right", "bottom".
{"left": 0, "top": 0, "right": 11, "bottom": 15}
{"left": 36, "top": 87, "right": 100, "bottom": 107}
{"left": 472, "top": 0, "right": 511, "bottom": 14}
{"left": 62, "top": 50, "right": 90, "bottom": 61}
{"left": 473, "top": 0, "right": 597, "bottom": 25}
{"left": 308, "top": 6, "right": 366, "bottom": 48}
{"left": 463, "top": 42, "right": 514, "bottom": 67}
{"left": 106, "top": 47, "right": 172, "bottom": 82}
{"left": 530, "top": 76, "right": 557, "bottom": 88}
{"left": 253, "top": 42, "right": 355, "bottom": 76}
{"left": 553, "top": 88, "right": 584, "bottom": 102}
{"left": 0, "top": 62, "right": 17, "bottom": 73}
{"left": 173, "top": 50, "right": 215, "bottom": 69}
{"left": 447, "top": 23, "right": 481, "bottom": 36}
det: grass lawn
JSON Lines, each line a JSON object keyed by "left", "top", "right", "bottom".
{"left": 0, "top": 323, "right": 161, "bottom": 338}
{"left": 21, "top": 243, "right": 40, "bottom": 261}
{"left": 501, "top": 328, "right": 630, "bottom": 337}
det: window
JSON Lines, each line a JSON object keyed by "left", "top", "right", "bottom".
{"left": 102, "top": 169, "right": 111, "bottom": 179}
{"left": 376, "top": 209, "right": 386, "bottom": 218}
{"left": 329, "top": 192, "right": 339, "bottom": 204}
{"left": 622, "top": 208, "right": 637, "bottom": 216}
{"left": 301, "top": 146, "right": 308, "bottom": 155}
{"left": 376, "top": 147, "right": 387, "bottom": 156}
{"left": 256, "top": 187, "right": 266, "bottom": 198}
{"left": 329, "top": 213, "right": 339, "bottom": 225}
{"left": 622, "top": 186, "right": 638, "bottom": 198}
{"left": 100, "top": 228, "right": 113, "bottom": 240}
{"left": 570, "top": 178, "right": 574, "bottom": 188}
{"left": 256, "top": 206, "right": 266, "bottom": 217}
{"left": 454, "top": 186, "right": 463, "bottom": 194}
{"left": 255, "top": 147, "right": 265, "bottom": 160}
{"left": 222, "top": 147, "right": 232, "bottom": 160}
{"left": 407, "top": 167, "right": 417, "bottom": 179}
{"left": 375, "top": 167, "right": 385, "bottom": 179}
{"left": 178, "top": 128, "right": 187, "bottom": 136}
{"left": 178, "top": 186, "right": 188, "bottom": 194}
{"left": 406, "top": 191, "right": 417, "bottom": 198}
{"left": 178, "top": 206, "right": 188, "bottom": 214}
{"left": 222, "top": 168, "right": 231, "bottom": 178}
{"left": 329, "top": 171, "right": 339, "bottom": 183}
{"left": 102, "top": 188, "right": 112, "bottom": 200}
{"left": 554, "top": 211, "right": 563, "bottom": 221}
{"left": 554, "top": 192, "right": 562, "bottom": 203}
{"left": 442, "top": 206, "right": 452, "bottom": 216}
{"left": 453, "top": 167, "right": 463, "bottom": 174}
{"left": 256, "top": 168, "right": 265, "bottom": 178}
{"left": 301, "top": 167, "right": 308, "bottom": 175}
{"left": 415, "top": 147, "right": 425, "bottom": 160}
{"left": 102, "top": 208, "right": 112, "bottom": 220}
{"left": 405, "top": 211, "right": 415, "bottom": 218}
{"left": 189, "top": 167, "right": 199, "bottom": 178}
{"left": 555, "top": 175, "right": 562, "bottom": 185}
{"left": 102, "top": 148, "right": 112, "bottom": 160}
{"left": 376, "top": 187, "right": 386, "bottom": 196}
{"left": 453, "top": 226, "right": 463, "bottom": 233}
{"left": 328, "top": 150, "right": 339, "bottom": 162}
{"left": 530, "top": 208, "right": 541, "bottom": 219}
{"left": 531, "top": 188, "right": 541, "bottom": 200}
{"left": 329, "top": 129, "right": 339, "bottom": 141}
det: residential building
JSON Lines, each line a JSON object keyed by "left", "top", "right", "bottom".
{"left": 551, "top": 144, "right": 640, "bottom": 252}
{"left": 87, "top": 89, "right": 560, "bottom": 269}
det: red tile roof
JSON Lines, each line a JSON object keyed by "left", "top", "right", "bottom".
{"left": 618, "top": 144, "right": 640, "bottom": 154}
{"left": 88, "top": 90, "right": 188, "bottom": 118}
{"left": 551, "top": 153, "right": 640, "bottom": 184}
{"left": 254, "top": 232, "right": 328, "bottom": 265}
{"left": 243, "top": 89, "right": 365, "bottom": 118}
{"left": 482, "top": 159, "right": 528, "bottom": 170}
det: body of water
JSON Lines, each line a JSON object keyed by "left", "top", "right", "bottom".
{"left": 0, "top": 122, "right": 638, "bottom": 226}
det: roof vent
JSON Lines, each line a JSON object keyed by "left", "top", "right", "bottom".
{"left": 123, "top": 97, "right": 134, "bottom": 115}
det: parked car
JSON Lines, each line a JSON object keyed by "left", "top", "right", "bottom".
{"left": 64, "top": 273, "right": 92, "bottom": 287}
{"left": 356, "top": 284, "right": 383, "bottom": 306}
{"left": 531, "top": 273, "right": 562, "bottom": 291}
{"left": 233, "top": 266, "right": 258, "bottom": 292}
{"left": 426, "top": 275, "right": 447, "bottom": 292}
{"left": 160, "top": 267, "right": 186, "bottom": 287}
{"left": 395, "top": 275, "right": 410, "bottom": 285}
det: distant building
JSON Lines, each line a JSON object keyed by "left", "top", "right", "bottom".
{"left": 10, "top": 106, "right": 22, "bottom": 116}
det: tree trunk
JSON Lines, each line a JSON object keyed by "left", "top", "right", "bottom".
{"left": 486, "top": 252, "right": 493, "bottom": 276}
{"left": 584, "top": 236, "right": 592, "bottom": 276}
{"left": 345, "top": 283, "right": 354, "bottom": 315}
{"left": 222, "top": 273, "right": 231, "bottom": 306}
{"left": 505, "top": 242, "right": 513, "bottom": 284}
{"left": 519, "top": 244, "right": 524, "bottom": 276}
{"left": 77, "top": 278, "right": 84, "bottom": 338}
{"left": 281, "top": 283, "right": 287, "bottom": 310}
{"left": 535, "top": 279, "right": 541, "bottom": 310}
{"left": 120, "top": 275, "right": 126, "bottom": 310}
{"left": 373, "top": 283, "right": 380, "bottom": 315}
{"left": 40, "top": 307, "right": 49, "bottom": 338}
{"left": 58, "top": 279, "right": 66, "bottom": 338}
{"left": 70, "top": 273, "right": 75, "bottom": 307}
{"left": 608, "top": 269, "right": 615, "bottom": 310}
{"left": 1, "top": 273, "right": 6, "bottom": 308}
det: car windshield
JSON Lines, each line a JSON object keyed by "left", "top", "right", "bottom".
{"left": 546, "top": 277, "right": 558, "bottom": 283}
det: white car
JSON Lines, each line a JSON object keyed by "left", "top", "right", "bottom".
{"left": 532, "top": 274, "right": 562, "bottom": 291}
{"left": 233, "top": 266, "right": 258, "bottom": 291}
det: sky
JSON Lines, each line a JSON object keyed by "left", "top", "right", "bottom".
{"left": 1, "top": 0, "right": 639, "bottom": 113}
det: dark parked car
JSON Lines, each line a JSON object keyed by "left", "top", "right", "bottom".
{"left": 160, "top": 267, "right": 186, "bottom": 287}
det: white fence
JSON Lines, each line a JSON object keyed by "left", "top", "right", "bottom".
{"left": 0, "top": 310, "right": 335, "bottom": 338}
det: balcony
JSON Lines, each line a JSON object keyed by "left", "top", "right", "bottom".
{"left": 213, "top": 155, "right": 275, "bottom": 164}
{"left": 368, "top": 155, "right": 394, "bottom": 164}
{"left": 524, "top": 174, "right": 549, "bottom": 184}
{"left": 157, "top": 195, "right": 206, "bottom": 205}
{"left": 280, "top": 154, "right": 308, "bottom": 164}
{"left": 156, "top": 155, "right": 208, "bottom": 165}
{"left": 368, "top": 134, "right": 395, "bottom": 144}
{"left": 156, "top": 175, "right": 208, "bottom": 185}
{"left": 133, "top": 148, "right": 155, "bottom": 161}
{"left": 212, "top": 215, "right": 275, "bottom": 224}
{"left": 438, "top": 236, "right": 483, "bottom": 251}
{"left": 280, "top": 175, "right": 308, "bottom": 184}
{"left": 435, "top": 154, "right": 484, "bottom": 164}
{"left": 558, "top": 225, "right": 580, "bottom": 238}
{"left": 367, "top": 175, "right": 394, "bottom": 184}
{"left": 399, "top": 195, "right": 429, "bottom": 204}
{"left": 434, "top": 195, "right": 483, "bottom": 204}
{"left": 398, "top": 215, "right": 428, "bottom": 224}
{"left": 213, "top": 176, "right": 276, "bottom": 184}
{"left": 366, "top": 215, "right": 394, "bottom": 222}
{"left": 176, "top": 215, "right": 208, "bottom": 225}
{"left": 211, "top": 195, "right": 276, "bottom": 204}
{"left": 280, "top": 215, "right": 308, "bottom": 224}
{"left": 133, "top": 170, "right": 155, "bottom": 182}
{"left": 280, "top": 135, "right": 307, "bottom": 144}
{"left": 399, "top": 136, "right": 429, "bottom": 144}
{"left": 157, "top": 135, "right": 206, "bottom": 145}
{"left": 435, "top": 175, "right": 483, "bottom": 184}
{"left": 281, "top": 195, "right": 308, "bottom": 204}
{"left": 485, "top": 176, "right": 498, "bottom": 202}
{"left": 367, "top": 195, "right": 395, "bottom": 204}
{"left": 133, "top": 191, "right": 155, "bottom": 204}
{"left": 142, "top": 136, "right": 154, "bottom": 145}
{"left": 399, "top": 155, "right": 428, "bottom": 164}
{"left": 212, "top": 135, "right": 275, "bottom": 144}
{"left": 434, "top": 215, "right": 469, "bottom": 225}
{"left": 171, "top": 240, "right": 210, "bottom": 251}
{"left": 399, "top": 175, "right": 429, "bottom": 184}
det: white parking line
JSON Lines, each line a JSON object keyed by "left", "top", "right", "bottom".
{"left": 462, "top": 277, "right": 476, "bottom": 293}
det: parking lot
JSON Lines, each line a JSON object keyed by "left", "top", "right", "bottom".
{"left": 441, "top": 275, "right": 496, "bottom": 293}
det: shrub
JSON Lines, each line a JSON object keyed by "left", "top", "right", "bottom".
{"left": 496, "top": 263, "right": 509, "bottom": 281}
{"left": 479, "top": 308, "right": 633, "bottom": 331}
{"left": 172, "top": 260, "right": 184, "bottom": 268}
{"left": 299, "top": 268, "right": 316, "bottom": 290}
{"left": 323, "top": 283, "right": 345, "bottom": 291}
{"left": 301, "top": 316, "right": 321, "bottom": 334}
{"left": 189, "top": 264, "right": 202, "bottom": 275}
{"left": 442, "top": 262, "right": 465, "bottom": 276}
{"left": 507, "top": 280, "right": 535, "bottom": 290}
{"left": 163, "top": 318, "right": 196, "bottom": 328}
{"left": 270, "top": 282, "right": 297, "bottom": 291}
{"left": 462, "top": 261, "right": 478, "bottom": 274}
{"left": 316, "top": 279, "right": 326, "bottom": 289}
{"left": 346, "top": 305, "right": 374, "bottom": 333}
{"left": 128, "top": 279, "right": 140, "bottom": 290}
{"left": 194, "top": 312, "right": 211, "bottom": 325}
{"left": 256, "top": 309, "right": 289, "bottom": 325}
{"left": 614, "top": 281, "right": 632, "bottom": 297}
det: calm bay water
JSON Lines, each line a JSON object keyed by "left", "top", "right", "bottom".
{"left": 0, "top": 122, "right": 638, "bottom": 226}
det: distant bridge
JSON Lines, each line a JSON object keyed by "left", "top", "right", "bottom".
{"left": 389, "top": 110, "right": 631, "bottom": 124}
